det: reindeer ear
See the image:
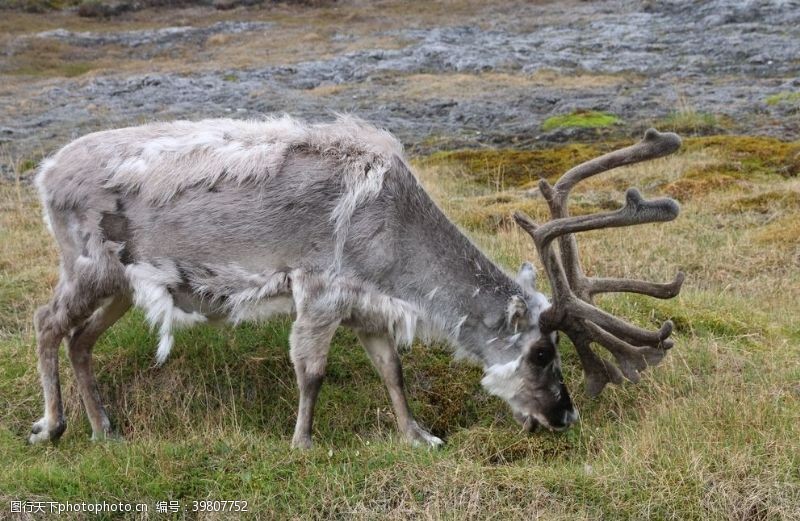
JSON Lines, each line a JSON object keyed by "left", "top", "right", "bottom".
{"left": 516, "top": 261, "right": 537, "bottom": 294}
{"left": 506, "top": 295, "right": 528, "bottom": 331}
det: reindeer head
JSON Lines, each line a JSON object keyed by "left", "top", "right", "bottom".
{"left": 480, "top": 262, "right": 578, "bottom": 431}
{"left": 485, "top": 129, "right": 685, "bottom": 431}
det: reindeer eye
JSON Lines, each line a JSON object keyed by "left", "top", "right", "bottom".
{"left": 531, "top": 347, "right": 552, "bottom": 367}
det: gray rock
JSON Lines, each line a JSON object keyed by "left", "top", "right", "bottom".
{"left": 33, "top": 21, "right": 272, "bottom": 48}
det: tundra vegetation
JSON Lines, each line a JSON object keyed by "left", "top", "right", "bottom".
{"left": 0, "top": 0, "right": 799, "bottom": 519}
{"left": 540, "top": 110, "right": 620, "bottom": 132}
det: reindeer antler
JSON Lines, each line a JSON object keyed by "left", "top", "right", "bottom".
{"left": 514, "top": 129, "right": 685, "bottom": 397}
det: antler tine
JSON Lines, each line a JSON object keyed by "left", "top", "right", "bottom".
{"left": 515, "top": 210, "right": 624, "bottom": 396}
{"left": 566, "top": 329, "right": 624, "bottom": 398}
{"left": 514, "top": 129, "right": 684, "bottom": 396}
{"left": 581, "top": 320, "right": 668, "bottom": 383}
{"left": 540, "top": 129, "right": 682, "bottom": 295}
{"left": 553, "top": 128, "right": 682, "bottom": 197}
{"left": 571, "top": 299, "right": 674, "bottom": 347}
{"left": 585, "top": 271, "right": 685, "bottom": 299}
{"left": 533, "top": 188, "right": 680, "bottom": 249}
{"left": 512, "top": 210, "right": 571, "bottom": 303}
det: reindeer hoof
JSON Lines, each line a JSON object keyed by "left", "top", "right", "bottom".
{"left": 404, "top": 422, "right": 444, "bottom": 448}
{"left": 291, "top": 435, "right": 313, "bottom": 450}
{"left": 28, "top": 417, "right": 66, "bottom": 444}
{"left": 91, "top": 430, "right": 123, "bottom": 443}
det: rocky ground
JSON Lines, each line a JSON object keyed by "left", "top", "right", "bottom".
{"left": 1, "top": 0, "right": 799, "bottom": 169}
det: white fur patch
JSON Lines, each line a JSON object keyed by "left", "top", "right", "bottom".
{"left": 451, "top": 314, "right": 469, "bottom": 340}
{"left": 516, "top": 262, "right": 537, "bottom": 294}
{"left": 529, "top": 292, "right": 551, "bottom": 316}
{"left": 35, "top": 157, "right": 58, "bottom": 235}
{"left": 98, "top": 115, "right": 403, "bottom": 201}
{"left": 126, "top": 261, "right": 207, "bottom": 365}
{"left": 480, "top": 357, "right": 522, "bottom": 402}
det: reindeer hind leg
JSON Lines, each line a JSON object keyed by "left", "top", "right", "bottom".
{"left": 66, "top": 294, "right": 131, "bottom": 441}
{"left": 30, "top": 300, "right": 69, "bottom": 444}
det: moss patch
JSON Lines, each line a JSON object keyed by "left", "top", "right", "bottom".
{"left": 765, "top": 91, "right": 800, "bottom": 106}
{"left": 1, "top": 0, "right": 81, "bottom": 12}
{"left": 424, "top": 135, "right": 799, "bottom": 193}
{"left": 683, "top": 136, "right": 800, "bottom": 178}
{"left": 542, "top": 110, "right": 620, "bottom": 131}
{"left": 9, "top": 60, "right": 96, "bottom": 78}
{"left": 423, "top": 143, "right": 611, "bottom": 188}
{"left": 2, "top": 38, "right": 100, "bottom": 78}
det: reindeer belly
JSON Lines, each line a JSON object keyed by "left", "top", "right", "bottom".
{"left": 170, "top": 284, "right": 296, "bottom": 324}
{"left": 123, "top": 258, "right": 296, "bottom": 364}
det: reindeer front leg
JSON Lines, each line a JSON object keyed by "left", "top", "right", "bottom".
{"left": 289, "top": 317, "right": 340, "bottom": 449}
{"left": 356, "top": 332, "right": 443, "bottom": 448}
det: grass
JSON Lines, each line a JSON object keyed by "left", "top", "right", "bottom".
{"left": 765, "top": 91, "right": 800, "bottom": 107}
{"left": 421, "top": 142, "right": 614, "bottom": 191}
{"left": 0, "top": 0, "right": 82, "bottom": 12}
{"left": 541, "top": 110, "right": 620, "bottom": 132}
{"left": 658, "top": 109, "right": 720, "bottom": 135}
{"left": 376, "top": 71, "right": 629, "bottom": 102}
{"left": 1, "top": 135, "right": 799, "bottom": 519}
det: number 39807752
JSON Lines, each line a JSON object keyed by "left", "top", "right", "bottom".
{"left": 191, "top": 500, "right": 248, "bottom": 512}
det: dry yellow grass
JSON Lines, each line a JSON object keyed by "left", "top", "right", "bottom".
{"left": 390, "top": 71, "right": 630, "bottom": 101}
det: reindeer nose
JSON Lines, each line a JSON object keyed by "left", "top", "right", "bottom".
{"left": 562, "top": 408, "right": 580, "bottom": 427}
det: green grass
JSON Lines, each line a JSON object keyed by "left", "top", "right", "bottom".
{"left": 7, "top": 61, "right": 96, "bottom": 78}
{"left": 658, "top": 109, "right": 721, "bottom": 135}
{"left": 541, "top": 111, "right": 620, "bottom": 132}
{"left": 765, "top": 91, "right": 800, "bottom": 106}
{"left": 421, "top": 142, "right": 606, "bottom": 189}
{"left": 0, "top": 0, "right": 82, "bottom": 12}
{"left": 1, "top": 137, "right": 799, "bottom": 518}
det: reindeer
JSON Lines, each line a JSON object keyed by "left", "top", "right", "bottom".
{"left": 30, "top": 116, "right": 683, "bottom": 448}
